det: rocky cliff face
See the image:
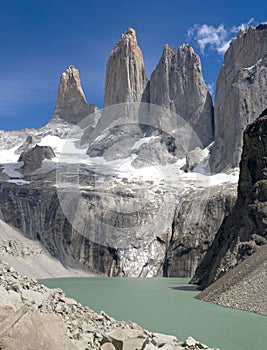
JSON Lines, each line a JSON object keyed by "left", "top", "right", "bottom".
{"left": 0, "top": 171, "right": 237, "bottom": 278}
{"left": 52, "top": 65, "right": 99, "bottom": 125}
{"left": 211, "top": 25, "right": 267, "bottom": 172}
{"left": 104, "top": 28, "right": 149, "bottom": 106}
{"left": 192, "top": 109, "right": 267, "bottom": 289}
{"left": 150, "top": 44, "right": 214, "bottom": 147}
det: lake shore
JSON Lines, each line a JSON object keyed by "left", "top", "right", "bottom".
{"left": 197, "top": 244, "right": 267, "bottom": 316}
{"left": 0, "top": 260, "right": 219, "bottom": 350}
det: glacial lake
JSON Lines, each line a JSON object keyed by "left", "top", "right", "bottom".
{"left": 39, "top": 277, "right": 267, "bottom": 350}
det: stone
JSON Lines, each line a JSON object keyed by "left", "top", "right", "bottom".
{"left": 184, "top": 336, "right": 197, "bottom": 347}
{"left": 18, "top": 145, "right": 55, "bottom": 173}
{"left": 185, "top": 147, "right": 206, "bottom": 172}
{"left": 143, "top": 343, "right": 159, "bottom": 350}
{"left": 20, "top": 289, "right": 47, "bottom": 307}
{"left": 160, "top": 344, "right": 180, "bottom": 350}
{"left": 0, "top": 308, "right": 77, "bottom": 350}
{"left": 52, "top": 65, "right": 99, "bottom": 125}
{"left": 123, "top": 337, "right": 149, "bottom": 350}
{"left": 152, "top": 332, "right": 178, "bottom": 347}
{"left": 101, "top": 343, "right": 117, "bottom": 350}
{"left": 0, "top": 286, "right": 21, "bottom": 308}
{"left": 192, "top": 109, "right": 267, "bottom": 290}
{"left": 104, "top": 28, "right": 149, "bottom": 107}
{"left": 211, "top": 25, "right": 267, "bottom": 172}
{"left": 150, "top": 44, "right": 214, "bottom": 148}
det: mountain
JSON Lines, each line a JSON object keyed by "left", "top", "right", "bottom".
{"left": 89, "top": 31, "right": 214, "bottom": 165}
{"left": 0, "top": 27, "right": 243, "bottom": 280}
{"left": 192, "top": 109, "right": 267, "bottom": 289}
{"left": 210, "top": 24, "right": 267, "bottom": 172}
{"left": 104, "top": 28, "right": 149, "bottom": 106}
{"left": 150, "top": 44, "right": 214, "bottom": 147}
{"left": 52, "top": 65, "right": 100, "bottom": 125}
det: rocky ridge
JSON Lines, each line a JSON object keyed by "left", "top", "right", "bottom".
{"left": 210, "top": 24, "right": 267, "bottom": 172}
{"left": 192, "top": 109, "right": 267, "bottom": 289}
{"left": 150, "top": 44, "right": 214, "bottom": 147}
{"left": 0, "top": 260, "right": 219, "bottom": 350}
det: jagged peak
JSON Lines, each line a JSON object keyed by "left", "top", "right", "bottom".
{"left": 161, "top": 43, "right": 196, "bottom": 59}
{"left": 112, "top": 27, "right": 138, "bottom": 52}
{"left": 162, "top": 44, "right": 175, "bottom": 54}
{"left": 228, "top": 25, "right": 267, "bottom": 51}
{"left": 121, "top": 27, "right": 137, "bottom": 42}
{"left": 177, "top": 43, "right": 196, "bottom": 58}
{"left": 51, "top": 65, "right": 99, "bottom": 124}
{"left": 58, "top": 65, "right": 87, "bottom": 102}
{"left": 62, "top": 64, "right": 79, "bottom": 78}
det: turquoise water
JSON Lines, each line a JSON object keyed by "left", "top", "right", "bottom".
{"left": 39, "top": 277, "right": 267, "bottom": 350}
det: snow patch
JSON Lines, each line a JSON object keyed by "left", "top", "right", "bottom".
{"left": 7, "top": 179, "right": 31, "bottom": 185}
{"left": 37, "top": 135, "right": 66, "bottom": 156}
{"left": 131, "top": 136, "right": 158, "bottom": 151}
{"left": 0, "top": 146, "right": 20, "bottom": 163}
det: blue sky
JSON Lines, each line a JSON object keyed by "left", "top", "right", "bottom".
{"left": 0, "top": 0, "right": 266, "bottom": 130}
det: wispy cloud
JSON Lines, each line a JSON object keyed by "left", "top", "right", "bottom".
{"left": 187, "top": 18, "right": 256, "bottom": 55}
{"left": 207, "top": 82, "right": 215, "bottom": 96}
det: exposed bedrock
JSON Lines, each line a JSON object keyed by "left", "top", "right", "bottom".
{"left": 192, "top": 109, "right": 267, "bottom": 289}
{"left": 0, "top": 178, "right": 236, "bottom": 278}
{"left": 211, "top": 25, "right": 267, "bottom": 172}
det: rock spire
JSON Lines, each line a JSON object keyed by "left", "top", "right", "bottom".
{"left": 52, "top": 65, "right": 98, "bottom": 124}
{"left": 210, "top": 25, "right": 267, "bottom": 172}
{"left": 150, "top": 44, "right": 214, "bottom": 147}
{"left": 104, "top": 28, "right": 149, "bottom": 107}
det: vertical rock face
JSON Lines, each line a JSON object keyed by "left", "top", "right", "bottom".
{"left": 211, "top": 25, "right": 267, "bottom": 172}
{"left": 192, "top": 109, "right": 267, "bottom": 289}
{"left": 150, "top": 44, "right": 214, "bottom": 147}
{"left": 52, "top": 65, "right": 98, "bottom": 124}
{"left": 104, "top": 28, "right": 149, "bottom": 107}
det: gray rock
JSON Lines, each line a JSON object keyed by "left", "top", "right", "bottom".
{"left": 184, "top": 337, "right": 197, "bottom": 347}
{"left": 0, "top": 170, "right": 237, "bottom": 279}
{"left": 101, "top": 343, "right": 117, "bottom": 350}
{"left": 18, "top": 145, "right": 55, "bottom": 173}
{"left": 152, "top": 332, "right": 178, "bottom": 347}
{"left": 211, "top": 25, "right": 267, "bottom": 172}
{"left": 150, "top": 44, "right": 214, "bottom": 147}
{"left": 52, "top": 65, "right": 99, "bottom": 125}
{"left": 197, "top": 244, "right": 267, "bottom": 316}
{"left": 185, "top": 147, "right": 206, "bottom": 172}
{"left": 104, "top": 28, "right": 149, "bottom": 107}
{"left": 143, "top": 343, "right": 159, "bottom": 350}
{"left": 192, "top": 110, "right": 267, "bottom": 289}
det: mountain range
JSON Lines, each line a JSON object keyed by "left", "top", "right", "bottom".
{"left": 0, "top": 25, "right": 266, "bottom": 300}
